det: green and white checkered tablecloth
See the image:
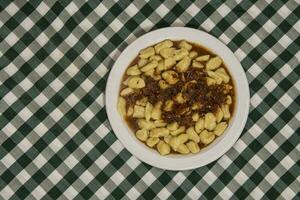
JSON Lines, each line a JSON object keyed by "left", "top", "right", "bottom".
{"left": 0, "top": 0, "right": 299, "bottom": 199}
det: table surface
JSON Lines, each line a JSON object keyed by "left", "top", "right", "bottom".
{"left": 0, "top": 0, "right": 299, "bottom": 199}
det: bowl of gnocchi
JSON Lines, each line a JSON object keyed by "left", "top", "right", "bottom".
{"left": 106, "top": 27, "right": 249, "bottom": 170}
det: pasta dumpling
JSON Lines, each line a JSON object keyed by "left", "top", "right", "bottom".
{"left": 186, "top": 141, "right": 200, "bottom": 153}
{"left": 214, "top": 122, "right": 228, "bottom": 136}
{"left": 164, "top": 57, "right": 176, "bottom": 69}
{"left": 179, "top": 40, "right": 192, "bottom": 50}
{"left": 189, "top": 51, "right": 198, "bottom": 59}
{"left": 117, "top": 97, "right": 126, "bottom": 116}
{"left": 206, "top": 56, "right": 222, "bottom": 70}
{"left": 137, "top": 119, "right": 154, "bottom": 130}
{"left": 176, "top": 144, "right": 190, "bottom": 154}
{"left": 169, "top": 137, "right": 181, "bottom": 150}
{"left": 178, "top": 134, "right": 189, "bottom": 144}
{"left": 154, "top": 40, "right": 173, "bottom": 53}
{"left": 127, "top": 76, "right": 145, "bottom": 88}
{"left": 200, "top": 130, "right": 215, "bottom": 145}
{"left": 162, "top": 70, "right": 179, "bottom": 85}
{"left": 133, "top": 105, "right": 145, "bottom": 118}
{"left": 170, "top": 126, "right": 185, "bottom": 136}
{"left": 160, "top": 48, "right": 175, "bottom": 58}
{"left": 167, "top": 122, "right": 179, "bottom": 131}
{"left": 196, "top": 55, "right": 210, "bottom": 61}
{"left": 186, "top": 127, "right": 200, "bottom": 143}
{"left": 139, "top": 47, "right": 155, "bottom": 58}
{"left": 145, "top": 102, "right": 153, "bottom": 121}
{"left": 120, "top": 88, "right": 134, "bottom": 96}
{"left": 127, "top": 65, "right": 141, "bottom": 75}
{"left": 140, "top": 60, "right": 158, "bottom": 72}
{"left": 157, "top": 141, "right": 171, "bottom": 155}
{"left": 150, "top": 128, "right": 169, "bottom": 137}
{"left": 195, "top": 118, "right": 204, "bottom": 133}
{"left": 151, "top": 101, "right": 162, "bottom": 120}
{"left": 204, "top": 113, "right": 217, "bottom": 131}
{"left": 136, "top": 129, "right": 148, "bottom": 141}
{"left": 146, "top": 137, "right": 160, "bottom": 147}
{"left": 174, "top": 48, "right": 189, "bottom": 61}
{"left": 176, "top": 56, "right": 191, "bottom": 72}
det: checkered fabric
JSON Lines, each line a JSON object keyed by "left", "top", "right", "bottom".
{"left": 0, "top": 0, "right": 299, "bottom": 199}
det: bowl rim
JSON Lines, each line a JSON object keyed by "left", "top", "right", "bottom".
{"left": 105, "top": 27, "right": 250, "bottom": 170}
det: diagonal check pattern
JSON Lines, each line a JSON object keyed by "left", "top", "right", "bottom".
{"left": 0, "top": 0, "right": 299, "bottom": 199}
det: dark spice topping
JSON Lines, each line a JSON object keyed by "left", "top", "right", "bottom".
{"left": 124, "top": 67, "right": 230, "bottom": 128}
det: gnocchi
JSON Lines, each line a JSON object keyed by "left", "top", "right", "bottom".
{"left": 140, "top": 60, "right": 158, "bottom": 72}
{"left": 162, "top": 70, "right": 179, "bottom": 85}
{"left": 138, "top": 59, "right": 148, "bottom": 67}
{"left": 179, "top": 40, "right": 193, "bottom": 50}
{"left": 149, "top": 55, "right": 162, "bottom": 61}
{"left": 127, "top": 106, "right": 133, "bottom": 116}
{"left": 127, "top": 65, "right": 141, "bottom": 75}
{"left": 167, "top": 122, "right": 179, "bottom": 131}
{"left": 139, "top": 47, "right": 155, "bottom": 59}
{"left": 186, "top": 141, "right": 200, "bottom": 153}
{"left": 160, "top": 48, "right": 175, "bottom": 58}
{"left": 150, "top": 128, "right": 169, "bottom": 137}
{"left": 221, "top": 104, "right": 231, "bottom": 119}
{"left": 163, "top": 100, "right": 174, "bottom": 111}
{"left": 207, "top": 70, "right": 223, "bottom": 84}
{"left": 164, "top": 57, "right": 176, "bottom": 69}
{"left": 127, "top": 76, "right": 146, "bottom": 88}
{"left": 206, "top": 77, "right": 216, "bottom": 86}
{"left": 216, "top": 107, "right": 224, "bottom": 123}
{"left": 192, "top": 61, "right": 204, "bottom": 69}
{"left": 138, "top": 119, "right": 154, "bottom": 130}
{"left": 164, "top": 135, "right": 172, "bottom": 144}
{"left": 145, "top": 102, "right": 153, "bottom": 121}
{"left": 158, "top": 80, "right": 169, "bottom": 89}
{"left": 136, "top": 129, "right": 148, "bottom": 141}
{"left": 151, "top": 102, "right": 162, "bottom": 120}
{"left": 136, "top": 97, "right": 147, "bottom": 106}
{"left": 156, "top": 60, "right": 165, "bottom": 72}
{"left": 192, "top": 113, "right": 200, "bottom": 122}
{"left": 133, "top": 105, "right": 145, "bottom": 118}
{"left": 174, "top": 92, "right": 187, "bottom": 104}
{"left": 215, "top": 68, "right": 230, "bottom": 83}
{"left": 176, "top": 56, "right": 191, "bottom": 72}
{"left": 177, "top": 144, "right": 190, "bottom": 154}
{"left": 195, "top": 118, "right": 204, "bottom": 133}
{"left": 186, "top": 127, "right": 200, "bottom": 143}
{"left": 119, "top": 40, "right": 234, "bottom": 155}
{"left": 154, "top": 40, "right": 173, "bottom": 53}
{"left": 195, "top": 55, "right": 210, "bottom": 61}
{"left": 146, "top": 137, "right": 159, "bottom": 147}
{"left": 154, "top": 119, "right": 167, "bottom": 127}
{"left": 214, "top": 122, "right": 227, "bottom": 136}
{"left": 174, "top": 48, "right": 189, "bottom": 61}
{"left": 120, "top": 87, "right": 134, "bottom": 96}
{"left": 200, "top": 130, "right": 215, "bottom": 145}
{"left": 170, "top": 126, "right": 185, "bottom": 136}
{"left": 169, "top": 137, "right": 181, "bottom": 150}
{"left": 117, "top": 97, "right": 126, "bottom": 116}
{"left": 226, "top": 95, "right": 232, "bottom": 105}
{"left": 178, "top": 134, "right": 189, "bottom": 144}
{"left": 204, "top": 113, "right": 217, "bottom": 131}
{"left": 157, "top": 141, "right": 171, "bottom": 155}
{"left": 206, "top": 56, "right": 222, "bottom": 70}
{"left": 189, "top": 51, "right": 198, "bottom": 59}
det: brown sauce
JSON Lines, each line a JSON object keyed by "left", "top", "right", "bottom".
{"left": 120, "top": 40, "right": 235, "bottom": 151}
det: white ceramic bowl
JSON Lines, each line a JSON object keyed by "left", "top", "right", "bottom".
{"left": 105, "top": 27, "right": 249, "bottom": 170}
